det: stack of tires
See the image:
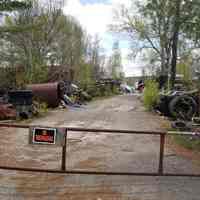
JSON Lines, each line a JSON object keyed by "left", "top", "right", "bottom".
{"left": 157, "top": 93, "right": 197, "bottom": 120}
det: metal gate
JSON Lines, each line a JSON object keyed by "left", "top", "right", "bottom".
{"left": 0, "top": 123, "right": 199, "bottom": 177}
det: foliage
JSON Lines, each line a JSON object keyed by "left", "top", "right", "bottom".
{"left": 0, "top": 67, "right": 16, "bottom": 89}
{"left": 0, "top": 0, "right": 31, "bottom": 12}
{"left": 76, "top": 63, "right": 94, "bottom": 90}
{"left": 176, "top": 58, "right": 192, "bottom": 86}
{"left": 32, "top": 101, "right": 48, "bottom": 117}
{"left": 143, "top": 79, "right": 159, "bottom": 110}
{"left": 0, "top": 0, "right": 32, "bottom": 33}
{"left": 0, "top": 0, "right": 107, "bottom": 89}
{"left": 111, "top": 0, "right": 200, "bottom": 89}
{"left": 87, "top": 83, "right": 119, "bottom": 98}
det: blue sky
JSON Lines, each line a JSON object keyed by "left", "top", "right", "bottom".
{"left": 63, "top": 0, "right": 143, "bottom": 76}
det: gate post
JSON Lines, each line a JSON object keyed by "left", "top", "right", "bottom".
{"left": 61, "top": 130, "right": 67, "bottom": 171}
{"left": 158, "top": 133, "right": 165, "bottom": 175}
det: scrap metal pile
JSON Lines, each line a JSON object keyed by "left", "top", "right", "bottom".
{"left": 155, "top": 88, "right": 200, "bottom": 132}
{"left": 0, "top": 90, "right": 34, "bottom": 120}
{"left": 156, "top": 90, "right": 199, "bottom": 121}
{"left": 0, "top": 82, "right": 87, "bottom": 120}
{"left": 0, "top": 79, "right": 121, "bottom": 120}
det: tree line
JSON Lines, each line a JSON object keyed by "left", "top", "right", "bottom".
{"left": 0, "top": 0, "right": 123, "bottom": 91}
{"left": 111, "top": 0, "right": 200, "bottom": 89}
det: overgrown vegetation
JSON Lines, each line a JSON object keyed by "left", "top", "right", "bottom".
{"left": 143, "top": 79, "right": 159, "bottom": 111}
{"left": 173, "top": 135, "right": 200, "bottom": 151}
{"left": 176, "top": 56, "right": 193, "bottom": 89}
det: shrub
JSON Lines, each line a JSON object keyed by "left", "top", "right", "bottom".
{"left": 143, "top": 79, "right": 159, "bottom": 111}
{"left": 32, "top": 101, "right": 48, "bottom": 117}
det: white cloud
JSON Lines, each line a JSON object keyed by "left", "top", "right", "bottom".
{"left": 63, "top": 0, "right": 112, "bottom": 35}
{"left": 63, "top": 0, "right": 141, "bottom": 77}
{"left": 109, "top": 0, "right": 132, "bottom": 8}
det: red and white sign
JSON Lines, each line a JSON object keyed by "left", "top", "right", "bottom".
{"left": 32, "top": 127, "right": 57, "bottom": 145}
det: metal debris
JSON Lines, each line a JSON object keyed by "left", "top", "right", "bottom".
{"left": 27, "top": 82, "right": 65, "bottom": 107}
{"left": 0, "top": 104, "right": 16, "bottom": 120}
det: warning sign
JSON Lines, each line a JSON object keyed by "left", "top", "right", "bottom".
{"left": 32, "top": 127, "right": 57, "bottom": 145}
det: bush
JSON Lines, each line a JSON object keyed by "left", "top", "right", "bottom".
{"left": 143, "top": 79, "right": 159, "bottom": 111}
{"left": 32, "top": 101, "right": 48, "bottom": 117}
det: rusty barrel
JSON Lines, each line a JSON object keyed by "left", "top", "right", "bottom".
{"left": 27, "top": 82, "right": 65, "bottom": 107}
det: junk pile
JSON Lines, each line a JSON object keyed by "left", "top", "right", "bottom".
{"left": 0, "top": 82, "right": 87, "bottom": 120}
{"left": 155, "top": 89, "right": 200, "bottom": 134}
{"left": 136, "top": 80, "right": 145, "bottom": 93}
{"left": 87, "top": 78, "right": 121, "bottom": 97}
{"left": 0, "top": 104, "right": 16, "bottom": 120}
{"left": 27, "top": 82, "right": 65, "bottom": 108}
{"left": 0, "top": 90, "right": 33, "bottom": 120}
{"left": 120, "top": 84, "right": 134, "bottom": 94}
{"left": 0, "top": 90, "right": 15, "bottom": 120}
{"left": 0, "top": 79, "right": 121, "bottom": 120}
{"left": 156, "top": 90, "right": 198, "bottom": 121}
{"left": 8, "top": 90, "right": 33, "bottom": 119}
{"left": 27, "top": 82, "right": 91, "bottom": 109}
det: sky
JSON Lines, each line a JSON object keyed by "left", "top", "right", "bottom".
{"left": 63, "top": 0, "right": 143, "bottom": 77}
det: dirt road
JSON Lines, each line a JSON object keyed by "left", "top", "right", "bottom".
{"left": 0, "top": 95, "right": 199, "bottom": 199}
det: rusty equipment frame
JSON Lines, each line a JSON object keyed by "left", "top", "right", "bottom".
{"left": 0, "top": 123, "right": 199, "bottom": 177}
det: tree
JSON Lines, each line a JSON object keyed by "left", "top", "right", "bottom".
{"left": 0, "top": 0, "right": 32, "bottom": 33}
{"left": 88, "top": 35, "right": 104, "bottom": 80}
{"left": 111, "top": 0, "right": 173, "bottom": 76}
{"left": 0, "top": 0, "right": 87, "bottom": 84}
{"left": 0, "top": 0, "right": 105, "bottom": 88}
{"left": 0, "top": 0, "right": 31, "bottom": 12}
{"left": 111, "top": 0, "right": 200, "bottom": 89}
{"left": 176, "top": 55, "right": 192, "bottom": 85}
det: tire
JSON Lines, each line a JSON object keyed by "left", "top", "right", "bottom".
{"left": 169, "top": 95, "right": 197, "bottom": 120}
{"left": 171, "top": 121, "right": 192, "bottom": 131}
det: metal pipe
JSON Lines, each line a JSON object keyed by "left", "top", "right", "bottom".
{"left": 0, "top": 123, "right": 30, "bottom": 129}
{"left": 0, "top": 123, "right": 199, "bottom": 177}
{"left": 61, "top": 132, "right": 67, "bottom": 171}
{"left": 0, "top": 166, "right": 199, "bottom": 177}
{"left": 0, "top": 123, "right": 197, "bottom": 136}
{"left": 158, "top": 134, "right": 165, "bottom": 175}
{"left": 0, "top": 123, "right": 166, "bottom": 135}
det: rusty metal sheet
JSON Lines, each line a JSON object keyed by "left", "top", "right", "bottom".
{"left": 27, "top": 82, "right": 65, "bottom": 107}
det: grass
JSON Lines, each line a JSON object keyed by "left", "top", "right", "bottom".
{"left": 173, "top": 134, "right": 200, "bottom": 151}
{"left": 159, "top": 117, "right": 200, "bottom": 152}
{"left": 143, "top": 80, "right": 159, "bottom": 111}
{"left": 166, "top": 121, "right": 200, "bottom": 152}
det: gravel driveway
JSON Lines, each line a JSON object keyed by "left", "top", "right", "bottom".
{"left": 0, "top": 94, "right": 199, "bottom": 199}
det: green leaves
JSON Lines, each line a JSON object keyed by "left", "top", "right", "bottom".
{"left": 0, "top": 0, "right": 31, "bottom": 12}
{"left": 143, "top": 79, "right": 159, "bottom": 111}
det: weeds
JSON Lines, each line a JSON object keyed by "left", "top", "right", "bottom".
{"left": 173, "top": 135, "right": 200, "bottom": 151}
{"left": 143, "top": 79, "right": 159, "bottom": 111}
